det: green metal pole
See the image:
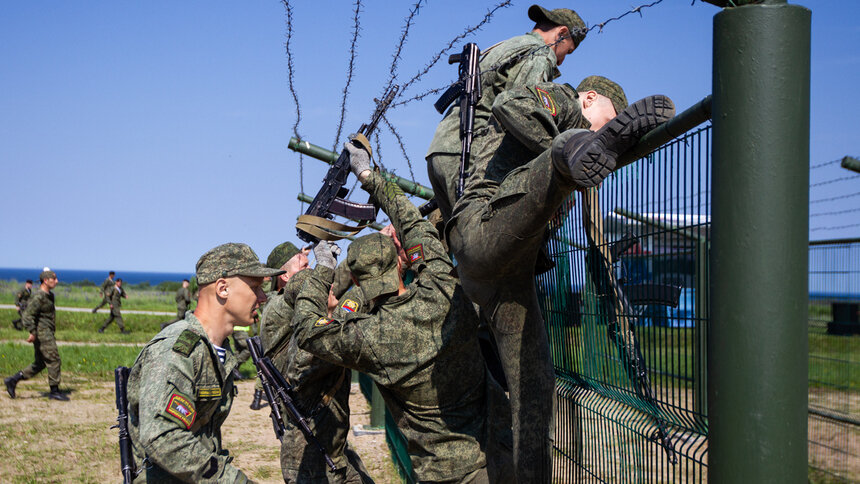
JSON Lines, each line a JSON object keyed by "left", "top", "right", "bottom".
{"left": 369, "top": 382, "right": 385, "bottom": 428}
{"left": 841, "top": 156, "right": 860, "bottom": 173}
{"left": 288, "top": 137, "right": 435, "bottom": 200}
{"left": 710, "top": 2, "right": 810, "bottom": 483}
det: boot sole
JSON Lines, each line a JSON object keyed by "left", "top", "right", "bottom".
{"left": 571, "top": 95, "right": 675, "bottom": 188}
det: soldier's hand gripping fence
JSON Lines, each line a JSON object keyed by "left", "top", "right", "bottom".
{"left": 248, "top": 337, "right": 337, "bottom": 471}
{"left": 434, "top": 43, "right": 482, "bottom": 200}
{"left": 296, "top": 86, "right": 399, "bottom": 244}
{"left": 112, "top": 366, "right": 137, "bottom": 484}
{"left": 582, "top": 190, "right": 679, "bottom": 465}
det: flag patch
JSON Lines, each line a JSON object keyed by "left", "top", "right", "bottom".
{"left": 535, "top": 87, "right": 557, "bottom": 117}
{"left": 314, "top": 317, "right": 334, "bottom": 327}
{"left": 340, "top": 299, "right": 358, "bottom": 313}
{"left": 407, "top": 244, "right": 424, "bottom": 263}
{"left": 166, "top": 393, "right": 196, "bottom": 429}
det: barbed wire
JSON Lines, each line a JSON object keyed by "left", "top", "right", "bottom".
{"left": 332, "top": 0, "right": 363, "bottom": 152}
{"left": 382, "top": 114, "right": 417, "bottom": 184}
{"left": 394, "top": 0, "right": 665, "bottom": 108}
{"left": 810, "top": 191, "right": 860, "bottom": 204}
{"left": 282, "top": 0, "right": 305, "bottom": 212}
{"left": 810, "top": 174, "right": 860, "bottom": 188}
{"left": 810, "top": 158, "right": 842, "bottom": 169}
{"left": 810, "top": 207, "right": 860, "bottom": 218}
{"left": 381, "top": 1, "right": 426, "bottom": 96}
{"left": 811, "top": 222, "right": 860, "bottom": 232}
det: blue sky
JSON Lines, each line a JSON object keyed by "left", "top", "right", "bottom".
{"left": 2, "top": 1, "right": 857, "bottom": 272}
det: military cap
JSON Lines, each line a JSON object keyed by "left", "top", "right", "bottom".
{"left": 267, "top": 241, "right": 301, "bottom": 270}
{"left": 40, "top": 269, "right": 57, "bottom": 281}
{"left": 196, "top": 243, "right": 285, "bottom": 285}
{"left": 528, "top": 5, "right": 587, "bottom": 48}
{"left": 577, "top": 75, "right": 628, "bottom": 115}
{"left": 346, "top": 232, "right": 400, "bottom": 301}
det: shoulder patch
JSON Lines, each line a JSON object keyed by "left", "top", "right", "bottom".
{"left": 340, "top": 299, "right": 358, "bottom": 313}
{"left": 172, "top": 329, "right": 201, "bottom": 357}
{"left": 406, "top": 244, "right": 424, "bottom": 264}
{"left": 534, "top": 87, "right": 557, "bottom": 117}
{"left": 314, "top": 317, "right": 335, "bottom": 328}
{"left": 166, "top": 393, "right": 196, "bottom": 429}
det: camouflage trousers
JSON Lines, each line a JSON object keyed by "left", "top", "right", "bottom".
{"left": 447, "top": 131, "right": 584, "bottom": 483}
{"left": 21, "top": 330, "right": 62, "bottom": 386}
{"left": 92, "top": 296, "right": 109, "bottom": 312}
{"left": 280, "top": 381, "right": 371, "bottom": 484}
{"left": 232, "top": 330, "right": 250, "bottom": 366}
{"left": 426, "top": 152, "right": 466, "bottom": 224}
{"left": 101, "top": 308, "right": 125, "bottom": 331}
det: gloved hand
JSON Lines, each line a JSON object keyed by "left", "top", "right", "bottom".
{"left": 313, "top": 241, "right": 341, "bottom": 270}
{"left": 345, "top": 134, "right": 372, "bottom": 178}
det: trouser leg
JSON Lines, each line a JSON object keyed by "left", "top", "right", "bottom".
{"left": 93, "top": 298, "right": 107, "bottom": 311}
{"left": 21, "top": 338, "right": 47, "bottom": 379}
{"left": 101, "top": 312, "right": 115, "bottom": 330}
{"left": 40, "top": 334, "right": 61, "bottom": 387}
{"left": 427, "top": 153, "right": 460, "bottom": 223}
{"left": 113, "top": 310, "right": 125, "bottom": 331}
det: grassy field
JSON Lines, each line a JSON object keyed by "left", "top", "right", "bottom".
{"left": 0, "top": 280, "right": 180, "bottom": 312}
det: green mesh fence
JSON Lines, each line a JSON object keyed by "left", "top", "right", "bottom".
{"left": 808, "top": 239, "right": 860, "bottom": 483}
{"left": 537, "top": 125, "right": 712, "bottom": 482}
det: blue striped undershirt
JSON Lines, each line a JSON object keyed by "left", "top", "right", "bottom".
{"left": 212, "top": 344, "right": 226, "bottom": 364}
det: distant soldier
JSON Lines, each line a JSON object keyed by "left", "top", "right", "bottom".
{"left": 162, "top": 279, "right": 192, "bottom": 329}
{"left": 11, "top": 279, "right": 33, "bottom": 330}
{"left": 4, "top": 269, "right": 69, "bottom": 401}
{"left": 99, "top": 278, "right": 129, "bottom": 334}
{"left": 127, "top": 243, "right": 282, "bottom": 482}
{"left": 91, "top": 270, "right": 115, "bottom": 313}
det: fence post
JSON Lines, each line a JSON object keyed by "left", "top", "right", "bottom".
{"left": 710, "top": 1, "right": 810, "bottom": 482}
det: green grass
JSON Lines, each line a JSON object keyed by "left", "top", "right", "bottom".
{"left": 0, "top": 308, "right": 169, "bottom": 344}
{"left": 0, "top": 342, "right": 144, "bottom": 378}
{"left": 0, "top": 279, "right": 181, "bottom": 312}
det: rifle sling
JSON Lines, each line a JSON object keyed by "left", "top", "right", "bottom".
{"left": 296, "top": 215, "right": 369, "bottom": 241}
{"left": 311, "top": 368, "right": 347, "bottom": 417}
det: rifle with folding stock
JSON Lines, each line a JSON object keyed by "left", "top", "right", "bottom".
{"left": 112, "top": 366, "right": 137, "bottom": 484}
{"left": 296, "top": 86, "right": 399, "bottom": 244}
{"left": 248, "top": 336, "right": 336, "bottom": 471}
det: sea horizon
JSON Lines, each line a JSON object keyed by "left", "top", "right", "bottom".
{"left": 0, "top": 267, "right": 192, "bottom": 286}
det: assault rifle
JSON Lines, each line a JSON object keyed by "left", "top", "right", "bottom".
{"left": 248, "top": 336, "right": 336, "bottom": 471}
{"left": 112, "top": 366, "right": 137, "bottom": 484}
{"left": 434, "top": 43, "right": 482, "bottom": 199}
{"left": 296, "top": 86, "right": 399, "bottom": 244}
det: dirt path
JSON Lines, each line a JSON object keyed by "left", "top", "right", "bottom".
{"left": 0, "top": 378, "right": 399, "bottom": 483}
{"left": 0, "top": 304, "right": 174, "bottom": 316}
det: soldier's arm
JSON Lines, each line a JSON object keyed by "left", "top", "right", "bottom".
{"left": 259, "top": 294, "right": 293, "bottom": 360}
{"left": 135, "top": 345, "right": 248, "bottom": 483}
{"left": 492, "top": 82, "right": 584, "bottom": 154}
{"left": 21, "top": 294, "right": 40, "bottom": 334}
{"left": 360, "top": 171, "right": 451, "bottom": 275}
{"left": 292, "top": 266, "right": 384, "bottom": 378}
{"left": 15, "top": 290, "right": 23, "bottom": 306}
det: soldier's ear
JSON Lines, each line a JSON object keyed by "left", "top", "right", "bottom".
{"left": 215, "top": 279, "right": 229, "bottom": 299}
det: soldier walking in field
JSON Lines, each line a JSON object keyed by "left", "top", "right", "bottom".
{"left": 91, "top": 270, "right": 115, "bottom": 313}
{"left": 99, "top": 278, "right": 129, "bottom": 334}
{"left": 4, "top": 269, "right": 69, "bottom": 401}
{"left": 11, "top": 279, "right": 32, "bottom": 330}
{"left": 126, "top": 243, "right": 282, "bottom": 482}
{"left": 162, "top": 279, "right": 193, "bottom": 329}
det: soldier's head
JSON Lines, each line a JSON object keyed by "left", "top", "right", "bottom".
{"left": 346, "top": 232, "right": 406, "bottom": 304}
{"left": 116, "top": 278, "right": 123, "bottom": 287}
{"left": 267, "top": 241, "right": 310, "bottom": 291}
{"left": 109, "top": 271, "right": 115, "bottom": 279}
{"left": 182, "top": 279, "right": 189, "bottom": 288}
{"left": 575, "top": 76, "right": 628, "bottom": 130}
{"left": 39, "top": 269, "right": 58, "bottom": 289}
{"left": 196, "top": 243, "right": 285, "bottom": 328}
{"left": 25, "top": 280, "right": 32, "bottom": 289}
{"left": 529, "top": 5, "right": 586, "bottom": 66}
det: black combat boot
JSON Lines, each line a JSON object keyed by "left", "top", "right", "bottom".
{"left": 250, "top": 389, "right": 264, "bottom": 410}
{"left": 565, "top": 95, "right": 675, "bottom": 188}
{"left": 5, "top": 371, "right": 23, "bottom": 399}
{"left": 49, "top": 385, "right": 70, "bottom": 401}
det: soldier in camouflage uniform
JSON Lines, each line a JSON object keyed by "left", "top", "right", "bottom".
{"left": 91, "top": 271, "right": 115, "bottom": 313}
{"left": 126, "top": 243, "right": 283, "bottom": 483}
{"left": 443, "top": 69, "right": 674, "bottom": 480}
{"left": 11, "top": 279, "right": 32, "bottom": 330}
{"left": 163, "top": 279, "right": 193, "bottom": 329}
{"left": 426, "top": 4, "right": 587, "bottom": 222}
{"left": 99, "top": 278, "right": 129, "bottom": 334}
{"left": 293, "top": 142, "right": 514, "bottom": 483}
{"left": 4, "top": 269, "right": 69, "bottom": 401}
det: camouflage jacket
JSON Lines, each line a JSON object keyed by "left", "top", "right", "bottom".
{"left": 22, "top": 289, "right": 55, "bottom": 335}
{"left": 101, "top": 277, "right": 114, "bottom": 297}
{"left": 127, "top": 314, "right": 248, "bottom": 483}
{"left": 15, "top": 286, "right": 31, "bottom": 308}
{"left": 426, "top": 32, "right": 559, "bottom": 158}
{"left": 293, "top": 172, "right": 492, "bottom": 482}
{"left": 108, "top": 285, "right": 127, "bottom": 308}
{"left": 175, "top": 287, "right": 191, "bottom": 309}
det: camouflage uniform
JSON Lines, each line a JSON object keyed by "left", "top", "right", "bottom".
{"left": 12, "top": 284, "right": 31, "bottom": 329}
{"left": 100, "top": 283, "right": 127, "bottom": 332}
{"left": 446, "top": 80, "right": 627, "bottom": 482}
{"left": 92, "top": 276, "right": 114, "bottom": 311}
{"left": 294, "top": 171, "right": 513, "bottom": 483}
{"left": 231, "top": 327, "right": 251, "bottom": 368}
{"left": 127, "top": 313, "right": 249, "bottom": 483}
{"left": 18, "top": 288, "right": 62, "bottom": 386}
{"left": 425, "top": 32, "right": 561, "bottom": 222}
{"left": 175, "top": 286, "right": 192, "bottom": 320}
{"left": 260, "top": 270, "right": 370, "bottom": 484}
